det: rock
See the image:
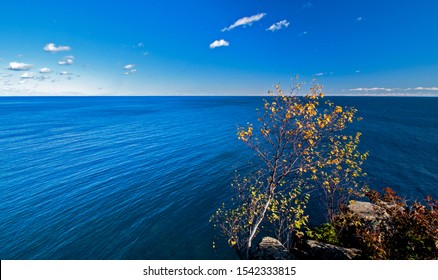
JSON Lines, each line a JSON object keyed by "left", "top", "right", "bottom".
{"left": 348, "top": 201, "right": 388, "bottom": 221}
{"left": 254, "top": 237, "right": 362, "bottom": 260}
{"left": 253, "top": 237, "right": 295, "bottom": 260}
{"left": 298, "top": 239, "right": 362, "bottom": 260}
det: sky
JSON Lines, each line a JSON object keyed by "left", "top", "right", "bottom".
{"left": 0, "top": 0, "right": 437, "bottom": 96}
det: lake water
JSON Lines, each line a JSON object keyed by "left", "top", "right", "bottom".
{"left": 0, "top": 96, "right": 437, "bottom": 259}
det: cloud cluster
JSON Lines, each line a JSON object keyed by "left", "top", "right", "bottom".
{"left": 411, "top": 87, "right": 438, "bottom": 91}
{"left": 58, "top": 56, "right": 74, "bottom": 65}
{"left": 39, "top": 68, "right": 51, "bottom": 74}
{"left": 212, "top": 12, "right": 292, "bottom": 48}
{"left": 2, "top": 40, "right": 81, "bottom": 89}
{"left": 123, "top": 64, "right": 137, "bottom": 75}
{"left": 266, "top": 20, "right": 290, "bottom": 32}
{"left": 349, "top": 87, "right": 393, "bottom": 92}
{"left": 210, "top": 39, "right": 229, "bottom": 49}
{"left": 349, "top": 87, "right": 438, "bottom": 93}
{"left": 222, "top": 13, "right": 266, "bottom": 32}
{"left": 44, "top": 43, "right": 71, "bottom": 53}
{"left": 7, "top": 62, "right": 33, "bottom": 71}
{"left": 20, "top": 72, "right": 34, "bottom": 79}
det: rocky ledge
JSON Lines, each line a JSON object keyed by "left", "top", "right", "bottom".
{"left": 254, "top": 201, "right": 383, "bottom": 260}
{"left": 254, "top": 236, "right": 361, "bottom": 260}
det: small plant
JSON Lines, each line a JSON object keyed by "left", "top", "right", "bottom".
{"left": 307, "top": 223, "right": 340, "bottom": 245}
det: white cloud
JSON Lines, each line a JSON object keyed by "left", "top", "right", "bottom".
{"left": 355, "top": 70, "right": 361, "bottom": 73}
{"left": 209, "top": 39, "right": 230, "bottom": 49}
{"left": 266, "top": 20, "right": 290, "bottom": 32}
{"left": 58, "top": 56, "right": 74, "bottom": 65}
{"left": 124, "top": 64, "right": 135, "bottom": 70}
{"left": 124, "top": 69, "right": 137, "bottom": 75}
{"left": 222, "top": 13, "right": 266, "bottom": 32}
{"left": 7, "top": 62, "right": 33, "bottom": 71}
{"left": 349, "top": 87, "right": 393, "bottom": 92}
{"left": 138, "top": 42, "right": 144, "bottom": 47}
{"left": 413, "top": 87, "right": 438, "bottom": 91}
{"left": 20, "top": 72, "right": 34, "bottom": 79}
{"left": 43, "top": 43, "right": 71, "bottom": 53}
{"left": 314, "top": 72, "right": 324, "bottom": 76}
{"left": 122, "top": 64, "right": 137, "bottom": 75}
{"left": 343, "top": 86, "right": 438, "bottom": 96}
{"left": 349, "top": 87, "right": 438, "bottom": 94}
{"left": 36, "top": 74, "right": 51, "bottom": 81}
{"left": 39, "top": 68, "right": 51, "bottom": 74}
{"left": 356, "top": 17, "right": 363, "bottom": 21}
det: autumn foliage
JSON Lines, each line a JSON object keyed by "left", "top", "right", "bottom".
{"left": 334, "top": 188, "right": 438, "bottom": 259}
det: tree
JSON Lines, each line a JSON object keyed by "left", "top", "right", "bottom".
{"left": 211, "top": 82, "right": 368, "bottom": 259}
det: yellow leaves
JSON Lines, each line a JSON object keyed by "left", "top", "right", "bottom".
{"left": 319, "top": 92, "right": 324, "bottom": 98}
{"left": 237, "top": 131, "right": 246, "bottom": 141}
{"left": 237, "top": 126, "right": 253, "bottom": 141}
{"left": 294, "top": 220, "right": 302, "bottom": 229}
{"left": 331, "top": 177, "right": 340, "bottom": 185}
{"left": 261, "top": 128, "right": 270, "bottom": 136}
{"left": 304, "top": 102, "right": 317, "bottom": 116}
{"left": 317, "top": 120, "right": 324, "bottom": 129}
{"left": 335, "top": 106, "right": 343, "bottom": 113}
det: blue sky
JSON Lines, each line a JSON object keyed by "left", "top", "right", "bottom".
{"left": 1, "top": 0, "right": 437, "bottom": 96}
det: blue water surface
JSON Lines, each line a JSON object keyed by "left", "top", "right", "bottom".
{"left": 0, "top": 96, "right": 437, "bottom": 259}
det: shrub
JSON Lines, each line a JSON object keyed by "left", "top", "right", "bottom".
{"left": 334, "top": 188, "right": 438, "bottom": 259}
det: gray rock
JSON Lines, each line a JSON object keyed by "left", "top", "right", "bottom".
{"left": 348, "top": 201, "right": 388, "bottom": 221}
{"left": 301, "top": 239, "right": 362, "bottom": 260}
{"left": 254, "top": 237, "right": 295, "bottom": 260}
